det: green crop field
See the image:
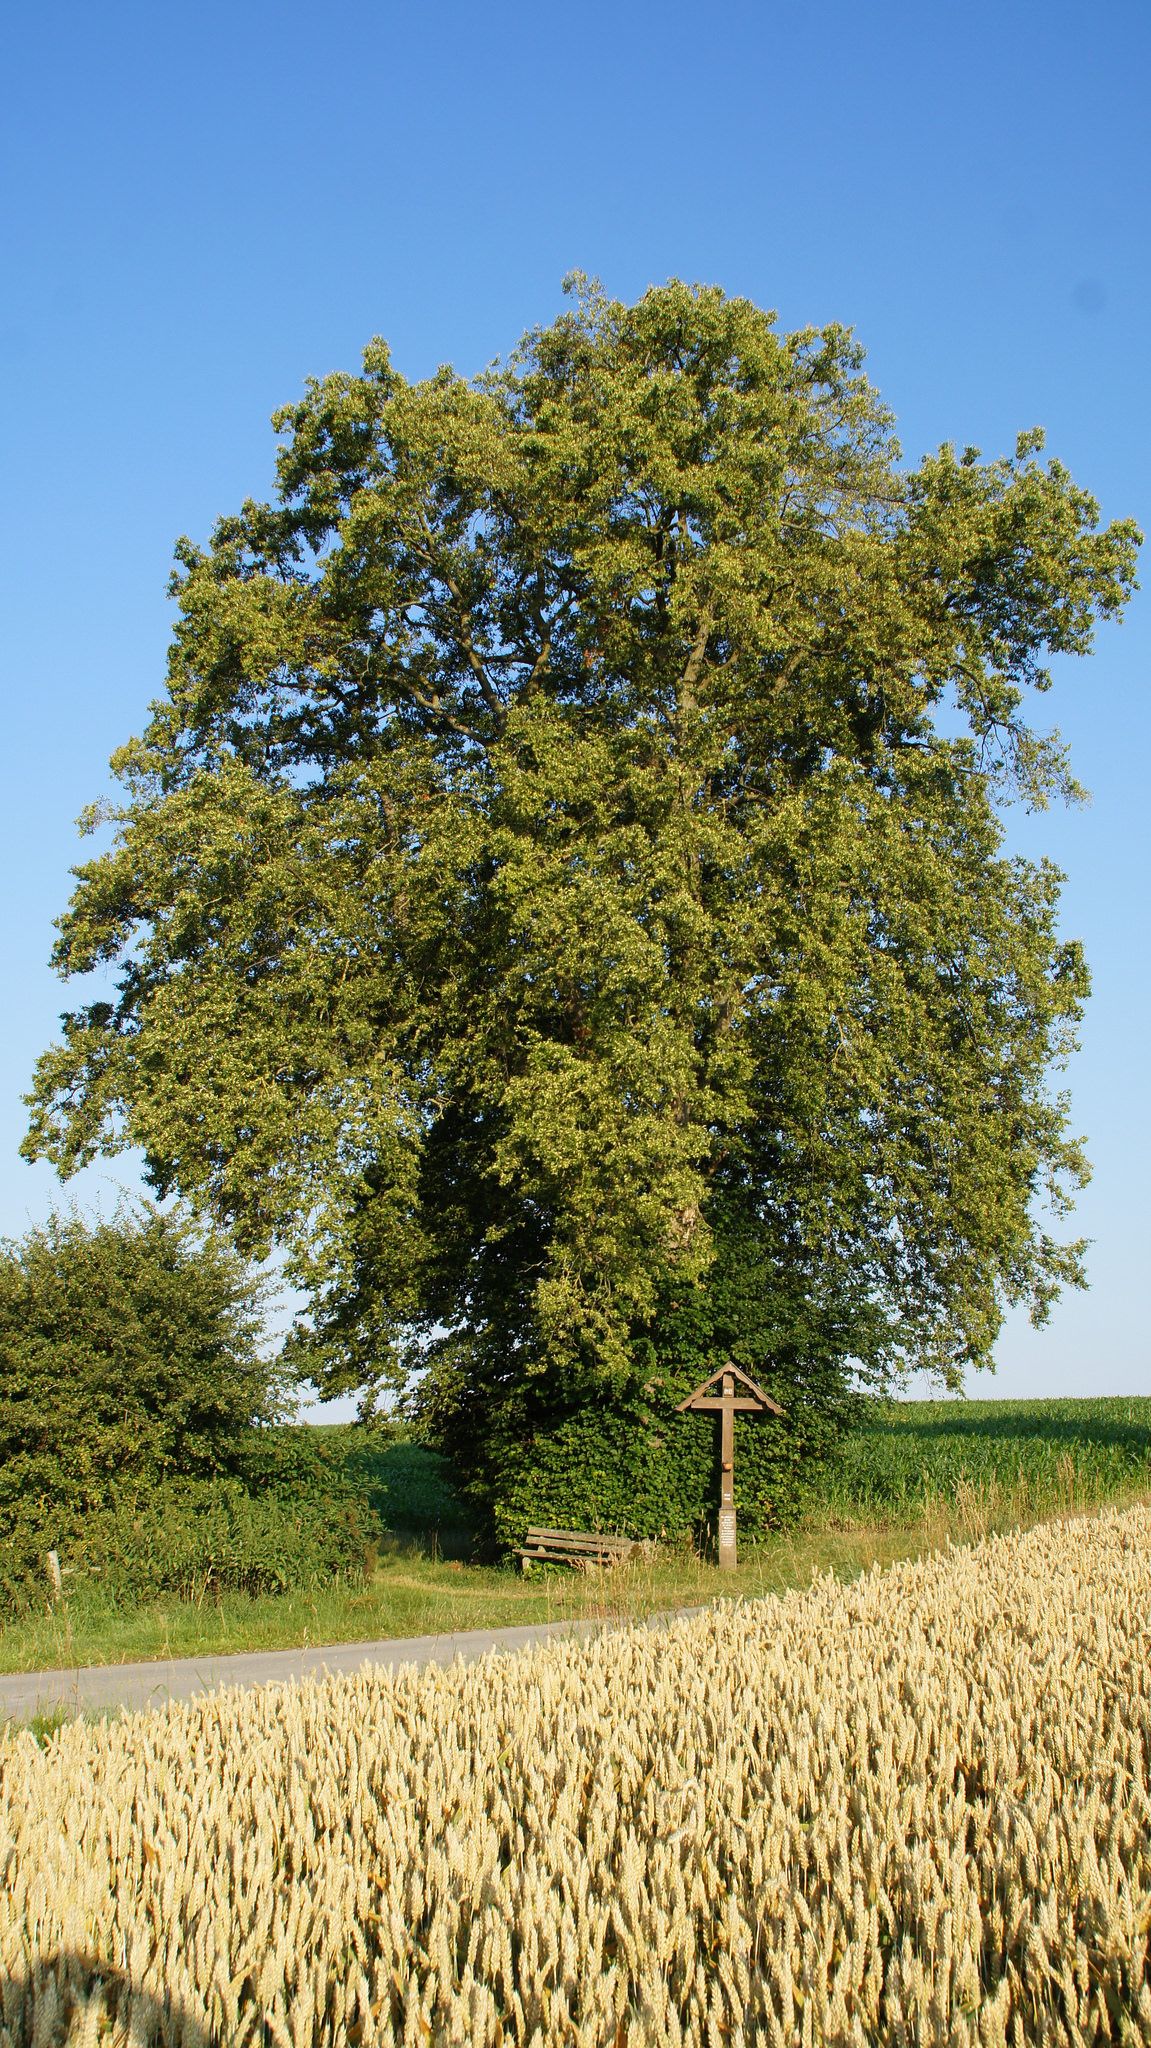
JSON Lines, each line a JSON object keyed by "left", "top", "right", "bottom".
{"left": 319, "top": 1394, "right": 1151, "bottom": 1535}
{"left": 814, "top": 1394, "right": 1151, "bottom": 1525}
{"left": 330, "top": 1394, "right": 1151, "bottom": 1538}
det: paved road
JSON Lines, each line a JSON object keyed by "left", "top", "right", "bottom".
{"left": 0, "top": 1612, "right": 675, "bottom": 1724}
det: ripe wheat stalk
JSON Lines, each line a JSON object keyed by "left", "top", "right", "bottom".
{"left": 2, "top": 1505, "right": 1150, "bottom": 2045}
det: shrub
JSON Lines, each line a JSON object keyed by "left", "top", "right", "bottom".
{"left": 0, "top": 1474, "right": 377, "bottom": 1614}
{"left": 423, "top": 1215, "right": 870, "bottom": 1552}
{"left": 486, "top": 1359, "right": 852, "bottom": 1554}
{"left": 0, "top": 1207, "right": 383, "bottom": 1615}
{"left": 0, "top": 1204, "right": 284, "bottom": 1507}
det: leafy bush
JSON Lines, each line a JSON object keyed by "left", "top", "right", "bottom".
{"left": 0, "top": 1207, "right": 386, "bottom": 1616}
{"left": 0, "top": 1416, "right": 385, "bottom": 1615}
{"left": 424, "top": 1219, "right": 868, "bottom": 1553}
{"left": 486, "top": 1362, "right": 848, "bottom": 1554}
{"left": 0, "top": 1204, "right": 283, "bottom": 1510}
{"left": 0, "top": 1475, "right": 377, "bottom": 1614}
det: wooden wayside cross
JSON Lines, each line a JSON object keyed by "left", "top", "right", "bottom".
{"left": 677, "top": 1364, "right": 784, "bottom": 1570}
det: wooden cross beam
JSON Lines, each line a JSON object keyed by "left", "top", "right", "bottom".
{"left": 676, "top": 1364, "right": 784, "bottom": 1571}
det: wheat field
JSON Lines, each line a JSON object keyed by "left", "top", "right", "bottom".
{"left": 3, "top": 1506, "right": 1150, "bottom": 2047}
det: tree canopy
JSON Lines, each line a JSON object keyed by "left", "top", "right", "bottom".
{"left": 25, "top": 279, "right": 1140, "bottom": 1420}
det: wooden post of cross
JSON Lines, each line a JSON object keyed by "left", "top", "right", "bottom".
{"left": 676, "top": 1364, "right": 785, "bottom": 1570}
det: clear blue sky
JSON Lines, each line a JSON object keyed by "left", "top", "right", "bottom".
{"left": 2, "top": 0, "right": 1147, "bottom": 1401}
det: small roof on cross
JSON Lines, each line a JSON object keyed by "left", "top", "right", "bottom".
{"left": 676, "top": 1363, "right": 785, "bottom": 1416}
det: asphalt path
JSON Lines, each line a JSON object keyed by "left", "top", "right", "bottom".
{"left": 0, "top": 1611, "right": 692, "bottom": 1724}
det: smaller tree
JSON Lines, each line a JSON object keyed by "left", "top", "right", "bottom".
{"left": 0, "top": 1204, "right": 284, "bottom": 1515}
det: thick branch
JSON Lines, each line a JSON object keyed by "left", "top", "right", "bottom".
{"left": 679, "top": 614, "right": 713, "bottom": 711}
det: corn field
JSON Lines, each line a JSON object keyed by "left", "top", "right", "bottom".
{"left": 3, "top": 1507, "right": 1150, "bottom": 2047}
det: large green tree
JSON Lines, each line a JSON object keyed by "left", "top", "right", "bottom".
{"left": 25, "top": 281, "right": 1139, "bottom": 1442}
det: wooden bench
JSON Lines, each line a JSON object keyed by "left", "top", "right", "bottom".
{"left": 516, "top": 1527, "right": 636, "bottom": 1572}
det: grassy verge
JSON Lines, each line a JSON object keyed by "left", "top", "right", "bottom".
{"left": 4, "top": 1460, "right": 1150, "bottom": 1693}
{"left": 5, "top": 1397, "right": 1151, "bottom": 1697}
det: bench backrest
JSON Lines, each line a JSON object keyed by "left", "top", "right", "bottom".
{"left": 522, "top": 1527, "right": 633, "bottom": 1553}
